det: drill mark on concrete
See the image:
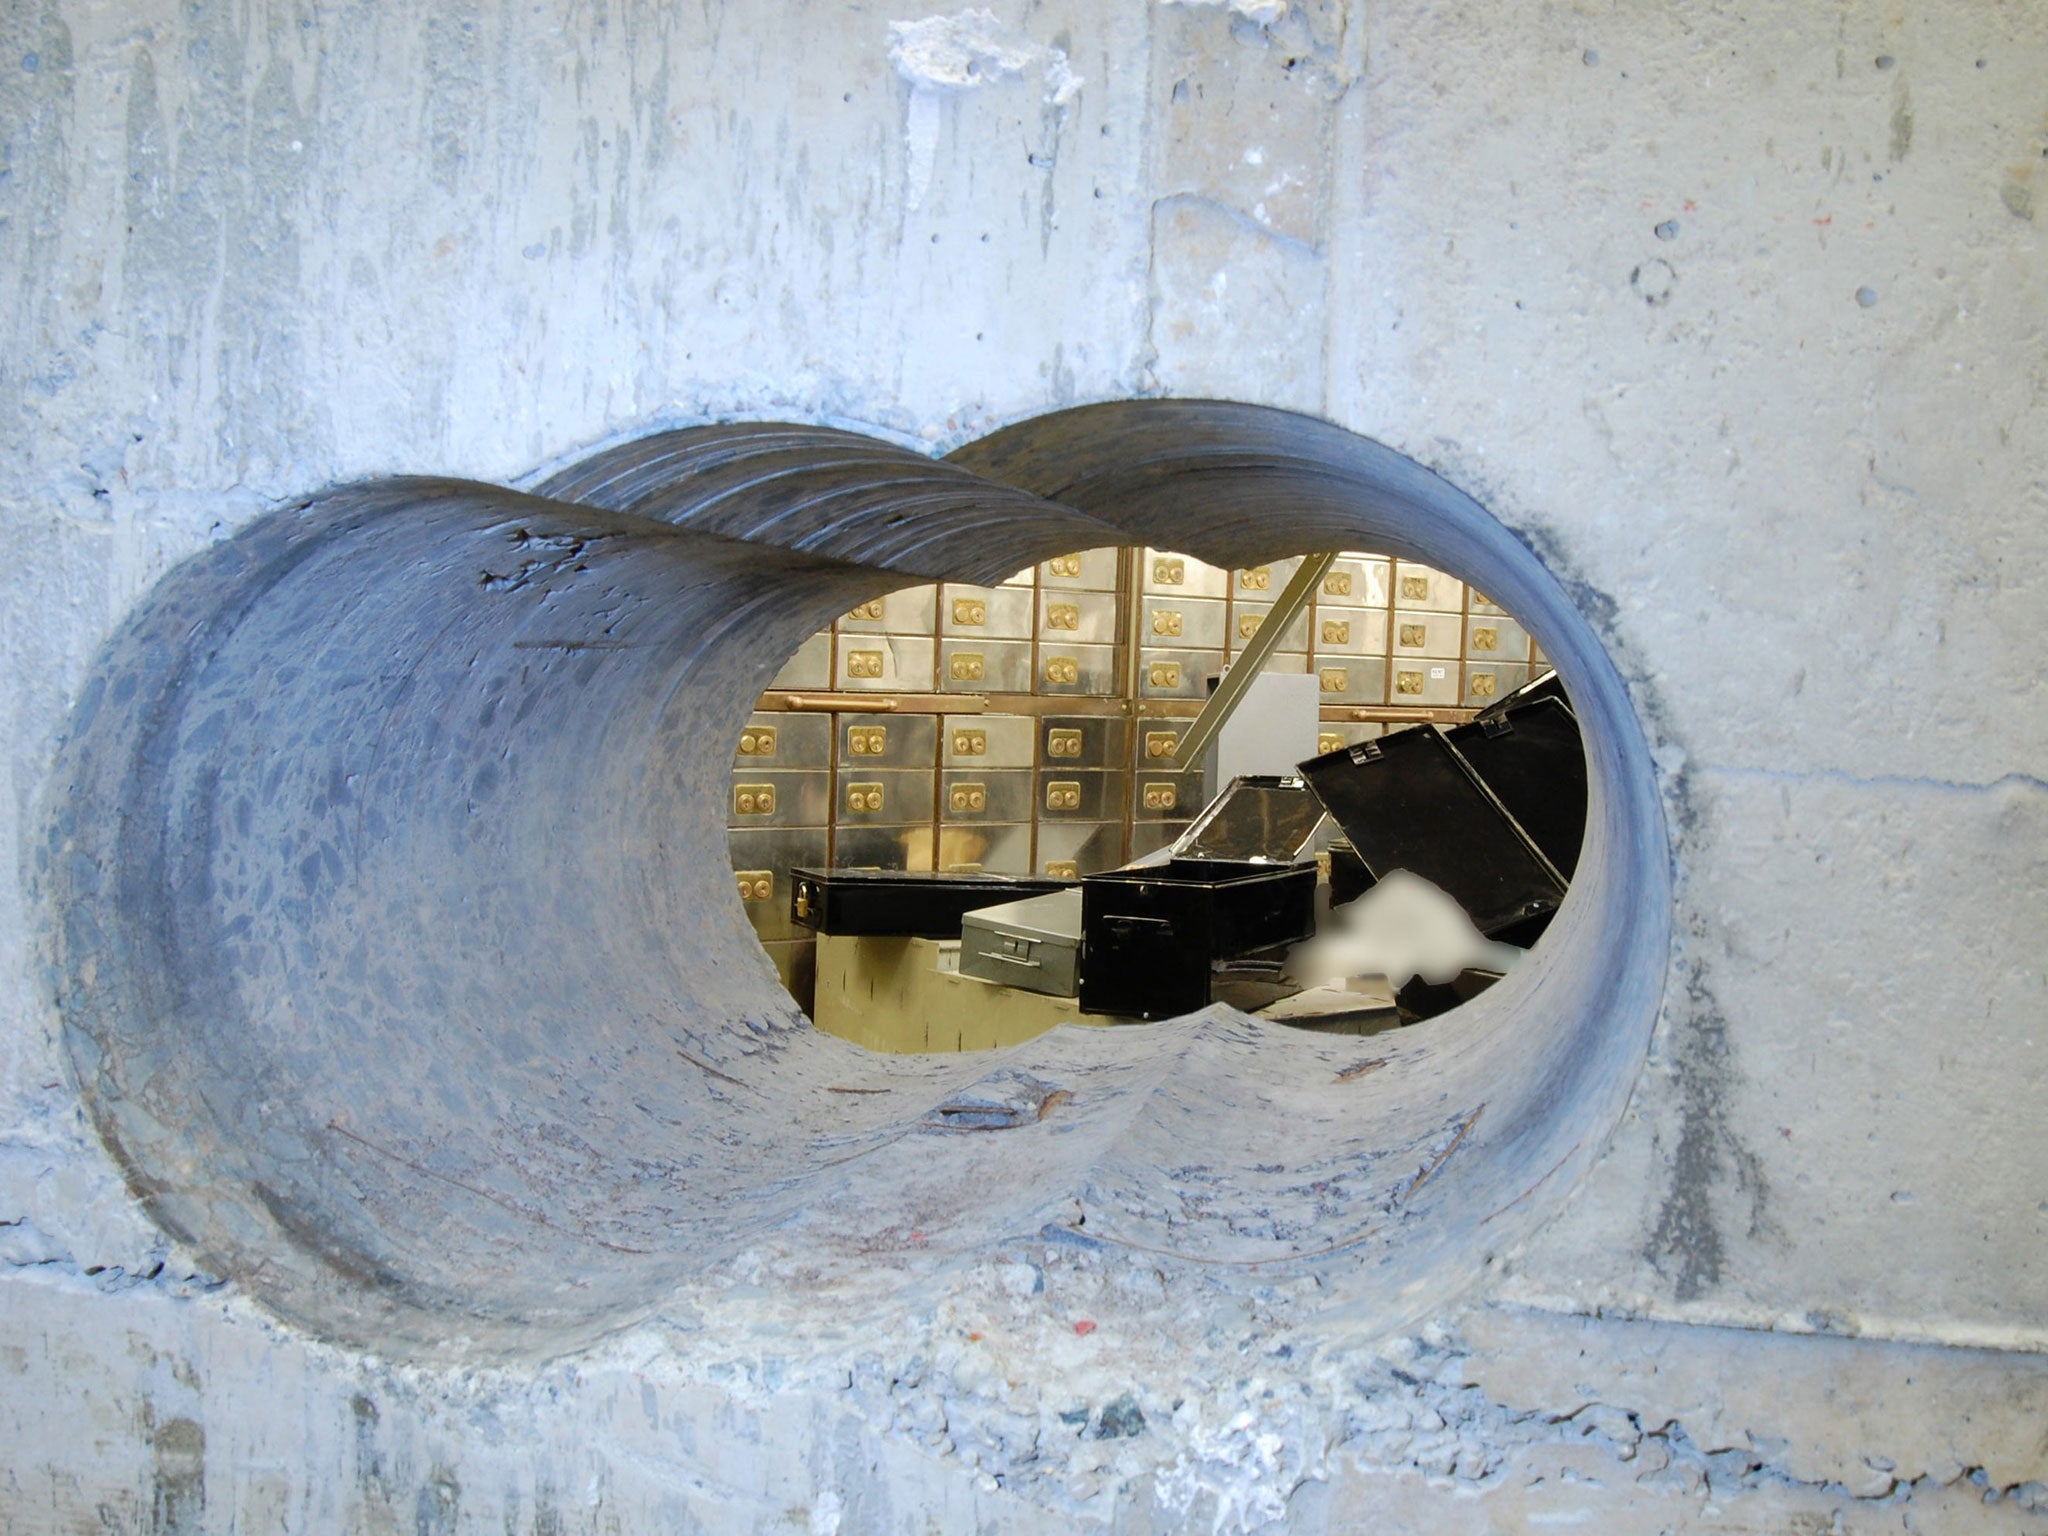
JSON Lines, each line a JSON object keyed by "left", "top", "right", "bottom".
{"left": 323, "top": 1122, "right": 657, "bottom": 1256}
{"left": 1481, "top": 1141, "right": 1582, "bottom": 1226}
{"left": 509, "top": 638, "right": 641, "bottom": 651}
{"left": 674, "top": 1046, "right": 750, "bottom": 1088}
{"left": 1399, "top": 1104, "right": 1484, "bottom": 1205}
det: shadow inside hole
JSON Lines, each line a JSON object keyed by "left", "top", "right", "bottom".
{"left": 732, "top": 542, "right": 1587, "bottom": 1051}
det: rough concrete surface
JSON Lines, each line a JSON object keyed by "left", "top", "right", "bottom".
{"left": 1, "top": 0, "right": 2043, "bottom": 1529}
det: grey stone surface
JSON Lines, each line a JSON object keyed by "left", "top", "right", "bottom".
{"left": 1506, "top": 768, "right": 2048, "bottom": 1342}
{"left": 0, "top": 0, "right": 2041, "bottom": 1526}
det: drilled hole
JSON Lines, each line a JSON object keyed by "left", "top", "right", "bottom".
{"left": 39, "top": 403, "right": 1666, "bottom": 1360}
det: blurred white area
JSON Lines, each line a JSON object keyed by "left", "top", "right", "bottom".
{"left": 1287, "top": 869, "right": 1525, "bottom": 991}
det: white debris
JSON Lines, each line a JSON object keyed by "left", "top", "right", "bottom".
{"left": 887, "top": 10, "right": 1081, "bottom": 104}
{"left": 1286, "top": 869, "right": 1527, "bottom": 992}
{"left": 1158, "top": 0, "right": 1289, "bottom": 28}
{"left": 887, "top": 11, "right": 1083, "bottom": 211}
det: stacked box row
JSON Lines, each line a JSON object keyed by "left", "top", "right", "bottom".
{"left": 763, "top": 548, "right": 1547, "bottom": 708}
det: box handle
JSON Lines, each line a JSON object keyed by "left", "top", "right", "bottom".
{"left": 1104, "top": 915, "right": 1172, "bottom": 939}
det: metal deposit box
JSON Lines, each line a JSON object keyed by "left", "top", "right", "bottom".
{"left": 959, "top": 886, "right": 1085, "bottom": 997}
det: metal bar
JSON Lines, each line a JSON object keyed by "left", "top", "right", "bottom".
{"left": 1171, "top": 551, "right": 1336, "bottom": 767}
{"left": 1325, "top": 705, "right": 1478, "bottom": 726}
{"left": 768, "top": 692, "right": 982, "bottom": 714}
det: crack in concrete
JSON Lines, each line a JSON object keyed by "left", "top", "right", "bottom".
{"left": 1696, "top": 764, "right": 2048, "bottom": 796}
{"left": 1644, "top": 960, "right": 1772, "bottom": 1302}
{"left": 1150, "top": 189, "right": 1327, "bottom": 261}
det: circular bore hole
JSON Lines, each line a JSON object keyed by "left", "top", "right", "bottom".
{"left": 40, "top": 403, "right": 1666, "bottom": 1360}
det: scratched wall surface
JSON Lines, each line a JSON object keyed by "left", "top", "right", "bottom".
{"left": 1, "top": 0, "right": 2044, "bottom": 1529}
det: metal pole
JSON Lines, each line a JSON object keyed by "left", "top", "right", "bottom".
{"left": 1172, "top": 550, "right": 1337, "bottom": 768}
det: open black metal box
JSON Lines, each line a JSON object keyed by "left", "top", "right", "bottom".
{"left": 1075, "top": 775, "right": 1325, "bottom": 1019}
{"left": 1297, "top": 722, "right": 1570, "bottom": 948}
{"left": 1444, "top": 694, "right": 1587, "bottom": 879}
{"left": 1078, "top": 857, "right": 1318, "bottom": 1019}
{"left": 789, "top": 868, "right": 1074, "bottom": 939}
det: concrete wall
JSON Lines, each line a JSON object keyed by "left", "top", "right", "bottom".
{"left": 2, "top": 0, "right": 2043, "bottom": 1529}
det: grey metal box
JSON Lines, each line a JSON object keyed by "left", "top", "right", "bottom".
{"left": 960, "top": 887, "right": 1084, "bottom": 997}
{"left": 732, "top": 711, "right": 830, "bottom": 770}
{"left": 1318, "top": 557, "right": 1390, "bottom": 609}
{"left": 1139, "top": 646, "right": 1223, "bottom": 699}
{"left": 1142, "top": 595, "right": 1226, "bottom": 650}
{"left": 943, "top": 714, "right": 1033, "bottom": 768}
{"left": 1143, "top": 549, "right": 1227, "bottom": 598}
{"left": 1040, "top": 546, "right": 1122, "bottom": 591}
{"left": 836, "top": 586, "right": 937, "bottom": 635}
{"left": 1038, "top": 587, "right": 1120, "bottom": 644}
{"left": 1042, "top": 715, "right": 1129, "bottom": 770}
{"left": 938, "top": 637, "right": 1032, "bottom": 693}
{"left": 836, "top": 634, "right": 935, "bottom": 691}
{"left": 1393, "top": 562, "right": 1465, "bottom": 613}
{"left": 838, "top": 713, "right": 936, "bottom": 769}
{"left": 1392, "top": 609, "right": 1464, "bottom": 659}
{"left": 1390, "top": 659, "right": 1460, "bottom": 705}
{"left": 941, "top": 584, "right": 1035, "bottom": 639}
